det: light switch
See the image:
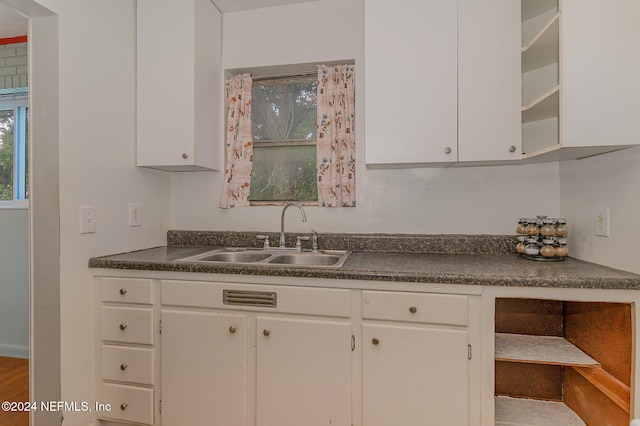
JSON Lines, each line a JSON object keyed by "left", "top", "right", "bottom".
{"left": 80, "top": 206, "right": 96, "bottom": 234}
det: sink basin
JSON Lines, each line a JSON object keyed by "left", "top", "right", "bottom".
{"left": 176, "top": 248, "right": 350, "bottom": 268}
{"left": 197, "top": 251, "right": 272, "bottom": 263}
{"left": 267, "top": 252, "right": 345, "bottom": 267}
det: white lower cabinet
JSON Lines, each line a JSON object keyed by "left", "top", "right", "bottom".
{"left": 361, "top": 290, "right": 473, "bottom": 426}
{"left": 362, "top": 324, "right": 470, "bottom": 426}
{"left": 255, "top": 316, "right": 352, "bottom": 425}
{"left": 97, "top": 276, "right": 480, "bottom": 425}
{"left": 160, "top": 310, "right": 247, "bottom": 426}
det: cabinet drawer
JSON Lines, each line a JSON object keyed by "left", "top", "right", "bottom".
{"left": 101, "top": 306, "right": 154, "bottom": 345}
{"left": 161, "top": 280, "right": 351, "bottom": 317}
{"left": 101, "top": 383, "right": 154, "bottom": 425}
{"left": 102, "top": 345, "right": 154, "bottom": 385}
{"left": 100, "top": 277, "right": 153, "bottom": 304}
{"left": 362, "top": 291, "right": 468, "bottom": 326}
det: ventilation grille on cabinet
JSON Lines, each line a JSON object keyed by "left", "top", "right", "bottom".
{"left": 223, "top": 289, "right": 277, "bottom": 308}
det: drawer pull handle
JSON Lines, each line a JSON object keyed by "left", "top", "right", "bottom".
{"left": 229, "top": 326, "right": 237, "bottom": 334}
{"left": 120, "top": 363, "right": 128, "bottom": 371}
{"left": 119, "top": 323, "right": 127, "bottom": 331}
{"left": 372, "top": 338, "right": 380, "bottom": 346}
{"left": 263, "top": 329, "right": 270, "bottom": 337}
{"left": 119, "top": 288, "right": 127, "bottom": 295}
{"left": 409, "top": 306, "right": 417, "bottom": 314}
{"left": 120, "top": 403, "right": 128, "bottom": 411}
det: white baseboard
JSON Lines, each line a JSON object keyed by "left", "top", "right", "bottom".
{"left": 0, "top": 343, "right": 29, "bottom": 359}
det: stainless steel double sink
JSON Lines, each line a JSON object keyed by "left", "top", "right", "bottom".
{"left": 176, "top": 247, "right": 351, "bottom": 268}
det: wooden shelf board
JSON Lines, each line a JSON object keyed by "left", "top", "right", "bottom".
{"left": 572, "top": 366, "right": 630, "bottom": 414}
{"left": 495, "top": 396, "right": 585, "bottom": 426}
{"left": 521, "top": 0, "right": 558, "bottom": 21}
{"left": 521, "top": 85, "right": 559, "bottom": 123}
{"left": 522, "top": 12, "right": 560, "bottom": 72}
{"left": 495, "top": 333, "right": 600, "bottom": 367}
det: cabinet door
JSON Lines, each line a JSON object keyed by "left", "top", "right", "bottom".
{"left": 458, "top": 0, "right": 521, "bottom": 162}
{"left": 362, "top": 323, "right": 469, "bottom": 426}
{"left": 256, "top": 316, "right": 352, "bottom": 426}
{"left": 364, "top": 0, "right": 458, "bottom": 165}
{"left": 137, "top": 0, "right": 222, "bottom": 171}
{"left": 161, "top": 310, "right": 247, "bottom": 426}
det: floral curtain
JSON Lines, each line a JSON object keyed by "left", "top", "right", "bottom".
{"left": 316, "top": 64, "right": 356, "bottom": 207}
{"left": 219, "top": 73, "right": 253, "bottom": 208}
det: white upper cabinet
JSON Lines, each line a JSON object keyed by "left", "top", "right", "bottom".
{"left": 365, "top": 0, "right": 521, "bottom": 166}
{"left": 458, "top": 0, "right": 522, "bottom": 163}
{"left": 364, "top": 0, "right": 459, "bottom": 165}
{"left": 137, "top": 0, "right": 223, "bottom": 171}
{"left": 521, "top": 0, "right": 640, "bottom": 162}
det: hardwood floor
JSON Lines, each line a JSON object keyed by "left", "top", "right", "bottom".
{"left": 0, "top": 356, "right": 29, "bottom": 426}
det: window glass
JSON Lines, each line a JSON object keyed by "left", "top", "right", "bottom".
{"left": 0, "top": 94, "right": 29, "bottom": 205}
{"left": 250, "top": 78, "right": 318, "bottom": 203}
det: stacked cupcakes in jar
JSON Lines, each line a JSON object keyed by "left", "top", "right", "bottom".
{"left": 515, "top": 216, "right": 568, "bottom": 261}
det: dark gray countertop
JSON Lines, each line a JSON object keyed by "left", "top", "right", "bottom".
{"left": 88, "top": 232, "right": 640, "bottom": 290}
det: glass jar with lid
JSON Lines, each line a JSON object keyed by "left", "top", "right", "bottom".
{"left": 515, "top": 236, "right": 528, "bottom": 254}
{"left": 555, "top": 238, "right": 569, "bottom": 257}
{"left": 540, "top": 219, "right": 556, "bottom": 237}
{"left": 516, "top": 218, "right": 528, "bottom": 235}
{"left": 525, "top": 238, "right": 540, "bottom": 256}
{"left": 525, "top": 219, "right": 539, "bottom": 236}
{"left": 555, "top": 218, "right": 568, "bottom": 237}
{"left": 540, "top": 238, "right": 556, "bottom": 258}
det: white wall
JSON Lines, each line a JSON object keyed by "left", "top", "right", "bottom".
{"left": 170, "top": 0, "right": 561, "bottom": 236}
{"left": 28, "top": 1, "right": 170, "bottom": 424}
{"left": 0, "top": 208, "right": 28, "bottom": 358}
{"left": 560, "top": 146, "right": 640, "bottom": 274}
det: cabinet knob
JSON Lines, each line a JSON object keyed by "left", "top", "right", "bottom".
{"left": 182, "top": 153, "right": 189, "bottom": 159}
{"left": 120, "top": 403, "right": 128, "bottom": 411}
{"left": 229, "top": 326, "right": 237, "bottom": 334}
{"left": 508, "top": 145, "right": 517, "bottom": 153}
{"left": 119, "top": 288, "right": 127, "bottom": 295}
{"left": 120, "top": 363, "right": 128, "bottom": 371}
{"left": 409, "top": 306, "right": 417, "bottom": 314}
{"left": 372, "top": 338, "right": 380, "bottom": 346}
{"left": 444, "top": 147, "right": 452, "bottom": 155}
{"left": 263, "top": 329, "right": 270, "bottom": 337}
{"left": 119, "top": 323, "right": 127, "bottom": 331}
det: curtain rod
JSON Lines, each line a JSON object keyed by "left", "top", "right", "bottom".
{"left": 252, "top": 71, "right": 317, "bottom": 82}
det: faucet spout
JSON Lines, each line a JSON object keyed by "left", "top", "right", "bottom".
{"left": 280, "top": 202, "right": 307, "bottom": 247}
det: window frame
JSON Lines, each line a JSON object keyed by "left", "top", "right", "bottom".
{"left": 0, "top": 91, "right": 29, "bottom": 209}
{"left": 249, "top": 73, "right": 318, "bottom": 206}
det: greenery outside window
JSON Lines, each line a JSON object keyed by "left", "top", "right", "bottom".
{"left": 0, "top": 92, "right": 28, "bottom": 208}
{"left": 249, "top": 75, "right": 318, "bottom": 204}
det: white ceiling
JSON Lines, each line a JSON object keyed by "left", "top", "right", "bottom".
{"left": 211, "top": 0, "right": 321, "bottom": 13}
{"left": 0, "top": 2, "right": 28, "bottom": 39}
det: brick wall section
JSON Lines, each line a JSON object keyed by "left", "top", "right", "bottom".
{"left": 0, "top": 42, "right": 28, "bottom": 89}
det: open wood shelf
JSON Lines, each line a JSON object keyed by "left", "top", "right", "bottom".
{"left": 495, "top": 396, "right": 585, "bottom": 426}
{"left": 522, "top": 12, "right": 560, "bottom": 72}
{"left": 495, "top": 333, "right": 600, "bottom": 367}
{"left": 521, "top": 85, "right": 559, "bottom": 123}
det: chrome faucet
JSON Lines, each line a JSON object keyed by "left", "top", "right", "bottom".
{"left": 280, "top": 202, "right": 307, "bottom": 248}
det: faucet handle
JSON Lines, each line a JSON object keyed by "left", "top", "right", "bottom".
{"left": 295, "top": 236, "right": 310, "bottom": 251}
{"left": 311, "top": 230, "right": 318, "bottom": 252}
{"left": 256, "top": 235, "right": 270, "bottom": 250}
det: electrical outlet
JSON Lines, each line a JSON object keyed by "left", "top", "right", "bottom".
{"left": 594, "top": 206, "right": 610, "bottom": 237}
{"left": 129, "top": 203, "right": 141, "bottom": 227}
{"left": 79, "top": 206, "right": 96, "bottom": 234}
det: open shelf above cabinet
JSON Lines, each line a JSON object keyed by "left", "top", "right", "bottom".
{"left": 522, "top": 86, "right": 559, "bottom": 123}
{"left": 522, "top": 12, "right": 559, "bottom": 72}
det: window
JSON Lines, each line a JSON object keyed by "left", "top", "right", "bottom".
{"left": 0, "top": 92, "right": 28, "bottom": 207}
{"left": 249, "top": 75, "right": 318, "bottom": 203}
